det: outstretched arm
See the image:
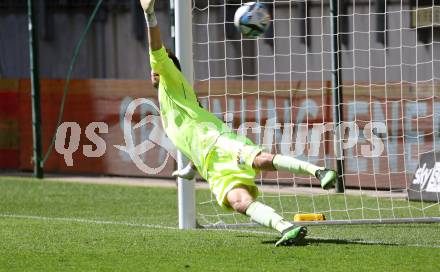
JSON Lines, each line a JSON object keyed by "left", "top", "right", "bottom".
{"left": 148, "top": 25, "right": 162, "bottom": 51}
{"left": 140, "top": 0, "right": 162, "bottom": 51}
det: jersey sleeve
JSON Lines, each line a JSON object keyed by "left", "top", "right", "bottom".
{"left": 149, "top": 46, "right": 200, "bottom": 106}
{"left": 149, "top": 46, "right": 180, "bottom": 80}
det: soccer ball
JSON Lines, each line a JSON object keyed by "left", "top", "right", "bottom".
{"left": 234, "top": 2, "right": 271, "bottom": 37}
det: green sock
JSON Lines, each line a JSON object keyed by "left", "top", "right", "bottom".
{"left": 245, "top": 201, "right": 293, "bottom": 233}
{"left": 272, "top": 154, "right": 324, "bottom": 176}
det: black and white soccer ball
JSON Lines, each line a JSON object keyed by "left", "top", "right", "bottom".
{"left": 234, "top": 2, "right": 271, "bottom": 37}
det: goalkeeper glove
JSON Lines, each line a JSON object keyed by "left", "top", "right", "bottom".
{"left": 172, "top": 163, "right": 196, "bottom": 180}
{"left": 140, "top": 0, "right": 157, "bottom": 27}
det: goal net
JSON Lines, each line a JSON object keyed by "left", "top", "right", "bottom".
{"left": 191, "top": 0, "right": 440, "bottom": 227}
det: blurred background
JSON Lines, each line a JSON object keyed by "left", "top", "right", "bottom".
{"left": 1, "top": 0, "right": 438, "bottom": 81}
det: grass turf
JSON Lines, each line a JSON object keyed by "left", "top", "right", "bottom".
{"left": 1, "top": 176, "right": 440, "bottom": 271}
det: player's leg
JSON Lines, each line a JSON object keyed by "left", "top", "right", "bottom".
{"left": 226, "top": 186, "right": 307, "bottom": 246}
{"left": 253, "top": 152, "right": 337, "bottom": 190}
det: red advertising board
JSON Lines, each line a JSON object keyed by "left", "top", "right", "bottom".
{"left": 1, "top": 79, "right": 438, "bottom": 189}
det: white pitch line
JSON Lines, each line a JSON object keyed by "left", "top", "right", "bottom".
{"left": 0, "top": 213, "right": 176, "bottom": 230}
{"left": 1, "top": 213, "right": 439, "bottom": 249}
{"left": 309, "top": 236, "right": 440, "bottom": 249}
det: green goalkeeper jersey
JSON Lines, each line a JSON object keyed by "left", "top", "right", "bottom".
{"left": 149, "top": 47, "right": 231, "bottom": 176}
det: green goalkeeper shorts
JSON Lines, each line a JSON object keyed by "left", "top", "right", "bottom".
{"left": 204, "top": 133, "right": 263, "bottom": 210}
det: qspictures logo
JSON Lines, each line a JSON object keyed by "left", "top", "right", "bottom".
{"left": 54, "top": 97, "right": 388, "bottom": 175}
{"left": 113, "top": 98, "right": 177, "bottom": 174}
{"left": 55, "top": 98, "right": 177, "bottom": 174}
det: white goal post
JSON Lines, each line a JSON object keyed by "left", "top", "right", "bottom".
{"left": 177, "top": 0, "right": 440, "bottom": 229}
{"left": 175, "top": 0, "right": 196, "bottom": 229}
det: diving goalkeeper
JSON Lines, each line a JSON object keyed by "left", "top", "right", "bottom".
{"left": 141, "top": 0, "right": 337, "bottom": 246}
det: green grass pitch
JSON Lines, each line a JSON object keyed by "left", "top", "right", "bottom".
{"left": 1, "top": 177, "right": 439, "bottom": 271}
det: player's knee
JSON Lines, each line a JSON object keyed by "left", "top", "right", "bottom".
{"left": 227, "top": 188, "right": 254, "bottom": 214}
{"left": 230, "top": 198, "right": 252, "bottom": 214}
